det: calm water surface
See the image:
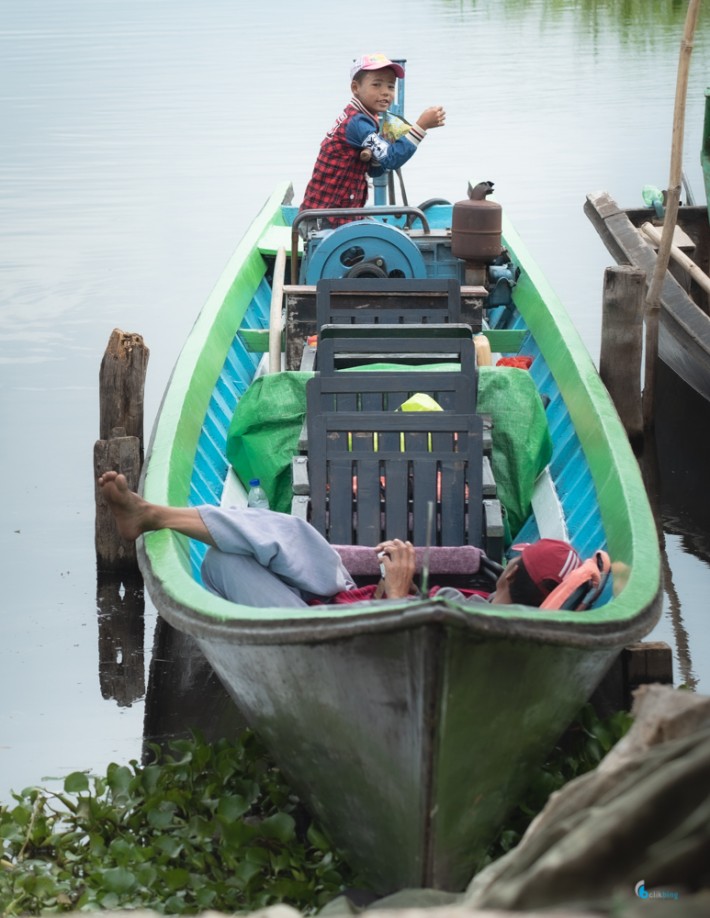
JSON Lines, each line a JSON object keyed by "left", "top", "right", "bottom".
{"left": 1, "top": 0, "right": 709, "bottom": 799}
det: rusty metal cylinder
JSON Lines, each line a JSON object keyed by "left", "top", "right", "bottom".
{"left": 451, "top": 187, "right": 502, "bottom": 264}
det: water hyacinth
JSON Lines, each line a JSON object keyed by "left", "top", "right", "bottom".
{"left": 0, "top": 731, "right": 358, "bottom": 916}
{"left": 0, "top": 706, "right": 632, "bottom": 915}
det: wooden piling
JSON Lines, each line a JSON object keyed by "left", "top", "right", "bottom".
{"left": 590, "top": 640, "right": 674, "bottom": 718}
{"left": 94, "top": 329, "right": 149, "bottom": 571}
{"left": 599, "top": 265, "right": 645, "bottom": 444}
{"left": 98, "top": 328, "right": 149, "bottom": 446}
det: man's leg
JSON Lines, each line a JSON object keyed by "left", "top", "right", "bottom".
{"left": 98, "top": 471, "right": 215, "bottom": 545}
{"left": 201, "top": 549, "right": 309, "bottom": 607}
{"left": 98, "top": 471, "right": 355, "bottom": 602}
{"left": 199, "top": 505, "right": 354, "bottom": 600}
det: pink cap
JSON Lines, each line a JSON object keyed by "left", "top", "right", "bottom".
{"left": 350, "top": 54, "right": 405, "bottom": 80}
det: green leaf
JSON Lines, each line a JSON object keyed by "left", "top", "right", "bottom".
{"left": 106, "top": 764, "right": 133, "bottom": 798}
{"left": 100, "top": 866, "right": 136, "bottom": 894}
{"left": 64, "top": 772, "right": 90, "bottom": 794}
{"left": 258, "top": 812, "right": 295, "bottom": 843}
{"left": 216, "top": 794, "right": 250, "bottom": 822}
{"left": 306, "top": 823, "right": 331, "bottom": 852}
{"left": 234, "top": 860, "right": 262, "bottom": 885}
{"left": 147, "top": 801, "right": 178, "bottom": 829}
{"left": 135, "top": 862, "right": 158, "bottom": 888}
{"left": 164, "top": 867, "right": 191, "bottom": 890}
{"left": 107, "top": 836, "right": 137, "bottom": 865}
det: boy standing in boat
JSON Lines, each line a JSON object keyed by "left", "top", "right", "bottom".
{"left": 299, "top": 53, "right": 445, "bottom": 228}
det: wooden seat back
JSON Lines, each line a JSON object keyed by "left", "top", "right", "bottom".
{"left": 307, "top": 410, "right": 483, "bottom": 547}
{"left": 316, "top": 277, "right": 462, "bottom": 329}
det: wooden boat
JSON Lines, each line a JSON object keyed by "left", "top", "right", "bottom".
{"left": 137, "top": 181, "right": 662, "bottom": 893}
{"left": 585, "top": 86, "right": 710, "bottom": 405}
{"left": 585, "top": 190, "right": 710, "bottom": 404}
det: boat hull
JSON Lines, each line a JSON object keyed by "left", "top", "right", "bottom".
{"left": 585, "top": 191, "right": 710, "bottom": 404}
{"left": 189, "top": 618, "right": 629, "bottom": 891}
{"left": 138, "top": 181, "right": 662, "bottom": 892}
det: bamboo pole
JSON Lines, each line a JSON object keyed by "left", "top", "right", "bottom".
{"left": 641, "top": 221, "right": 710, "bottom": 295}
{"left": 643, "top": 0, "right": 702, "bottom": 430}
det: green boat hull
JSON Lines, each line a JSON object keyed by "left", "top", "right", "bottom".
{"left": 138, "top": 182, "right": 662, "bottom": 892}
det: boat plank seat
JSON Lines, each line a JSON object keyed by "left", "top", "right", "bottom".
{"left": 306, "top": 410, "right": 484, "bottom": 547}
{"left": 315, "top": 323, "right": 477, "bottom": 377}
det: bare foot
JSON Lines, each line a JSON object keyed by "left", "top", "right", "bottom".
{"left": 98, "top": 471, "right": 154, "bottom": 541}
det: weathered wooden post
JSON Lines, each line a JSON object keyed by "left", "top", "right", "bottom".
{"left": 94, "top": 329, "right": 149, "bottom": 571}
{"left": 599, "top": 265, "right": 644, "bottom": 445}
{"left": 94, "top": 328, "right": 150, "bottom": 706}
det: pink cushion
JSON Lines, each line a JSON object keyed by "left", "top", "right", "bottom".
{"left": 334, "top": 544, "right": 483, "bottom": 577}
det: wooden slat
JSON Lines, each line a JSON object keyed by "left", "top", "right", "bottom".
{"left": 316, "top": 323, "right": 477, "bottom": 378}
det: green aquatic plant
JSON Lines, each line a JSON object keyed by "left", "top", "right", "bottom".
{"left": 0, "top": 731, "right": 357, "bottom": 916}
{"left": 0, "top": 706, "right": 633, "bottom": 915}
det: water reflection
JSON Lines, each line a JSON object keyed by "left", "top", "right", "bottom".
{"left": 642, "top": 359, "right": 710, "bottom": 691}
{"left": 142, "top": 617, "right": 246, "bottom": 757}
{"left": 97, "top": 572, "right": 145, "bottom": 706}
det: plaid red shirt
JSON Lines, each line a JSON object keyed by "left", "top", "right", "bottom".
{"left": 299, "top": 101, "right": 375, "bottom": 224}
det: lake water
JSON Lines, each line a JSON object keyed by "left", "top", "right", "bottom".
{"left": 1, "top": 0, "right": 710, "bottom": 800}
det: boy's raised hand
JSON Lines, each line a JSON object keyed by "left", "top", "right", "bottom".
{"left": 416, "top": 106, "right": 446, "bottom": 130}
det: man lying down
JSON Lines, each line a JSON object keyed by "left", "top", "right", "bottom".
{"left": 98, "top": 471, "right": 587, "bottom": 609}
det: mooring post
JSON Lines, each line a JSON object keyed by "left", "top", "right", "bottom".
{"left": 599, "top": 265, "right": 645, "bottom": 445}
{"left": 94, "top": 329, "right": 150, "bottom": 571}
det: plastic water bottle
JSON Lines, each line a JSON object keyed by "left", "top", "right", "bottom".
{"left": 247, "top": 478, "right": 269, "bottom": 509}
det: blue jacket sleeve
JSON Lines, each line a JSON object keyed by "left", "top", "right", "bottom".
{"left": 344, "top": 113, "right": 425, "bottom": 173}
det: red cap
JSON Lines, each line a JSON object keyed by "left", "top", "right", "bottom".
{"left": 350, "top": 54, "right": 405, "bottom": 80}
{"left": 514, "top": 539, "right": 582, "bottom": 597}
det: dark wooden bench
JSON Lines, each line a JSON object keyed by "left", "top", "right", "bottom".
{"left": 306, "top": 410, "right": 484, "bottom": 548}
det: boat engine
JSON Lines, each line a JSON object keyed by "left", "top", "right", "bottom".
{"left": 451, "top": 181, "right": 519, "bottom": 307}
{"left": 301, "top": 220, "right": 427, "bottom": 285}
